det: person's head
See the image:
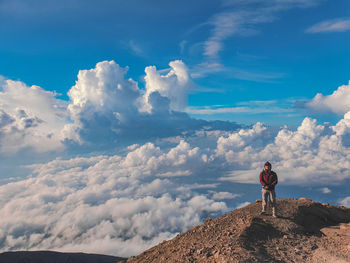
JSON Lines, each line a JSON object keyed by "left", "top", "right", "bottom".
{"left": 264, "top": 161, "right": 271, "bottom": 171}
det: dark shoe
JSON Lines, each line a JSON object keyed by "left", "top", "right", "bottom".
{"left": 260, "top": 211, "right": 266, "bottom": 215}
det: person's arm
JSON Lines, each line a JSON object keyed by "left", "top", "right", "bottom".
{"left": 271, "top": 172, "right": 278, "bottom": 186}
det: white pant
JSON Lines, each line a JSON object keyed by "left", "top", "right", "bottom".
{"left": 262, "top": 188, "right": 276, "bottom": 213}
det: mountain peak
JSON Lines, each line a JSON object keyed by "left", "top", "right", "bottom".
{"left": 127, "top": 198, "right": 350, "bottom": 263}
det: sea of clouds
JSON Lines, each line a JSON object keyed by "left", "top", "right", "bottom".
{"left": 0, "top": 60, "right": 350, "bottom": 256}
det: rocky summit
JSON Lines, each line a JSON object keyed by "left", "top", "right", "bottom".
{"left": 127, "top": 198, "right": 350, "bottom": 263}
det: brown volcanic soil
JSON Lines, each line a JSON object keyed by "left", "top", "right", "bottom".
{"left": 127, "top": 198, "right": 350, "bottom": 263}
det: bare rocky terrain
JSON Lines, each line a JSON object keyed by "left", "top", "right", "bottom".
{"left": 127, "top": 198, "right": 350, "bottom": 263}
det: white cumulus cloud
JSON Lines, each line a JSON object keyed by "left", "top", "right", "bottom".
{"left": 0, "top": 60, "right": 237, "bottom": 154}
{"left": 63, "top": 60, "right": 141, "bottom": 144}
{"left": 142, "top": 60, "right": 194, "bottom": 112}
{"left": 210, "top": 191, "right": 240, "bottom": 200}
{"left": 0, "top": 79, "right": 67, "bottom": 153}
{"left": 62, "top": 60, "right": 229, "bottom": 149}
{"left": 216, "top": 116, "right": 350, "bottom": 185}
{"left": 305, "top": 81, "right": 350, "bottom": 115}
{"left": 339, "top": 196, "right": 350, "bottom": 208}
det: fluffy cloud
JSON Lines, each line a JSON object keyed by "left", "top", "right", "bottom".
{"left": 63, "top": 60, "right": 141, "bottom": 145}
{"left": 0, "top": 61, "right": 240, "bottom": 153}
{"left": 63, "top": 60, "right": 237, "bottom": 149}
{"left": 2, "top": 107, "right": 350, "bottom": 256}
{"left": 216, "top": 116, "right": 350, "bottom": 185}
{"left": 216, "top": 122, "right": 269, "bottom": 159}
{"left": 321, "top": 187, "right": 331, "bottom": 194}
{"left": 0, "top": 79, "right": 67, "bottom": 153}
{"left": 142, "top": 60, "right": 194, "bottom": 112}
{"left": 0, "top": 141, "right": 227, "bottom": 257}
{"left": 210, "top": 191, "right": 240, "bottom": 200}
{"left": 339, "top": 196, "right": 350, "bottom": 207}
{"left": 305, "top": 81, "right": 350, "bottom": 115}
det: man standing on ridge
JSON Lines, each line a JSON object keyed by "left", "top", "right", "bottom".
{"left": 259, "top": 161, "right": 278, "bottom": 218}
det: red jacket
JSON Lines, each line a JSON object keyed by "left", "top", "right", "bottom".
{"left": 260, "top": 170, "right": 278, "bottom": 190}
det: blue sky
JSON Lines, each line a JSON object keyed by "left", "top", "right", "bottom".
{"left": 1, "top": 0, "right": 350, "bottom": 257}
{"left": 1, "top": 0, "right": 349, "bottom": 125}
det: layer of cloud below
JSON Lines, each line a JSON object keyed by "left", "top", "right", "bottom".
{"left": 2, "top": 109, "right": 350, "bottom": 256}
{"left": 0, "top": 141, "right": 227, "bottom": 257}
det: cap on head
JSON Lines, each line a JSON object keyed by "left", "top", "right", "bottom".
{"left": 264, "top": 161, "right": 271, "bottom": 168}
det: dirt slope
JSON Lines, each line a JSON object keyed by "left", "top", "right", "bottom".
{"left": 127, "top": 198, "right": 350, "bottom": 263}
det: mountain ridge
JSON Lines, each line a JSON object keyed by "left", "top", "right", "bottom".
{"left": 127, "top": 198, "right": 350, "bottom": 263}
